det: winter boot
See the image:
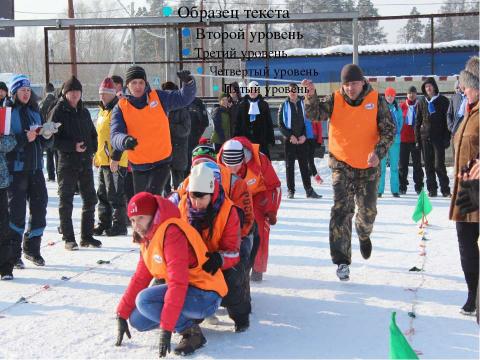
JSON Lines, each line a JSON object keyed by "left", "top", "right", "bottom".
{"left": 250, "top": 271, "right": 263, "bottom": 282}
{"left": 24, "top": 254, "right": 45, "bottom": 267}
{"left": 306, "top": 188, "right": 322, "bottom": 199}
{"left": 233, "top": 314, "right": 250, "bottom": 333}
{"left": 105, "top": 225, "right": 128, "bottom": 237}
{"left": 65, "top": 240, "right": 79, "bottom": 251}
{"left": 360, "top": 238, "right": 372, "bottom": 260}
{"left": 173, "top": 324, "right": 207, "bottom": 356}
{"left": 93, "top": 224, "right": 109, "bottom": 236}
{"left": 80, "top": 237, "right": 102, "bottom": 248}
{"left": 287, "top": 191, "right": 294, "bottom": 199}
{"left": 428, "top": 191, "right": 437, "bottom": 197}
{"left": 392, "top": 193, "right": 400, "bottom": 198}
{"left": 14, "top": 258, "right": 25, "bottom": 269}
{"left": 1, "top": 273, "right": 13, "bottom": 280}
{"left": 336, "top": 264, "right": 350, "bottom": 281}
{"left": 23, "top": 236, "right": 44, "bottom": 266}
{"left": 461, "top": 272, "right": 478, "bottom": 316}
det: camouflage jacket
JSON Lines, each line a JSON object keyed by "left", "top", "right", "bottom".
{"left": 304, "top": 83, "right": 395, "bottom": 160}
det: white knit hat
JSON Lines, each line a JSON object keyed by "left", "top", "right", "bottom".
{"left": 189, "top": 163, "right": 215, "bottom": 194}
{"left": 248, "top": 80, "right": 259, "bottom": 89}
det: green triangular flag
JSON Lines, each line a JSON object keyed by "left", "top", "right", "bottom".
{"left": 389, "top": 312, "right": 419, "bottom": 359}
{"left": 412, "top": 189, "right": 433, "bottom": 222}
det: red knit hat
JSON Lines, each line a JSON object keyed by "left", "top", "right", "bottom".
{"left": 127, "top": 192, "right": 158, "bottom": 218}
{"left": 99, "top": 77, "right": 116, "bottom": 95}
{"left": 385, "top": 87, "right": 396, "bottom": 97}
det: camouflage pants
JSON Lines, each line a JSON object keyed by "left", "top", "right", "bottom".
{"left": 329, "top": 157, "right": 379, "bottom": 265}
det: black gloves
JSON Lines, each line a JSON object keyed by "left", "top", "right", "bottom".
{"left": 177, "top": 70, "right": 194, "bottom": 83}
{"left": 158, "top": 329, "right": 172, "bottom": 358}
{"left": 123, "top": 136, "right": 138, "bottom": 150}
{"left": 443, "top": 137, "right": 451, "bottom": 149}
{"left": 115, "top": 316, "right": 131, "bottom": 346}
{"left": 456, "top": 180, "right": 479, "bottom": 216}
{"left": 202, "top": 252, "right": 223, "bottom": 275}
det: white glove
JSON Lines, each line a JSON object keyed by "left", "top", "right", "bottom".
{"left": 40, "top": 122, "right": 62, "bottom": 139}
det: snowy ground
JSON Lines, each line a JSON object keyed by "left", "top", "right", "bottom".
{"left": 0, "top": 158, "right": 478, "bottom": 359}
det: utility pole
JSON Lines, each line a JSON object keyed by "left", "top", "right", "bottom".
{"left": 67, "top": 0, "right": 78, "bottom": 77}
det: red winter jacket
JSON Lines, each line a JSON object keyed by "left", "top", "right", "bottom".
{"left": 117, "top": 197, "right": 198, "bottom": 332}
{"left": 400, "top": 100, "right": 417, "bottom": 143}
{"left": 220, "top": 136, "right": 281, "bottom": 217}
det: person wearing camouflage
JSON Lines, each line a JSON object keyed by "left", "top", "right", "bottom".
{"left": 302, "top": 64, "right": 395, "bottom": 281}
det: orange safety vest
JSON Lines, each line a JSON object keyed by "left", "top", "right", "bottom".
{"left": 118, "top": 91, "right": 172, "bottom": 165}
{"left": 178, "top": 194, "right": 235, "bottom": 252}
{"left": 140, "top": 217, "right": 228, "bottom": 297}
{"left": 329, "top": 90, "right": 379, "bottom": 169}
{"left": 243, "top": 144, "right": 267, "bottom": 195}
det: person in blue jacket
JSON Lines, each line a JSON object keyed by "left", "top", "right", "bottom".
{"left": 378, "top": 87, "right": 403, "bottom": 197}
{"left": 110, "top": 66, "right": 196, "bottom": 196}
{"left": 6, "top": 75, "right": 54, "bottom": 268}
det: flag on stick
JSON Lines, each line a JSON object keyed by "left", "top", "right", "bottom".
{"left": 412, "top": 189, "right": 432, "bottom": 223}
{"left": 389, "top": 312, "right": 419, "bottom": 359}
{"left": 0, "top": 107, "right": 11, "bottom": 135}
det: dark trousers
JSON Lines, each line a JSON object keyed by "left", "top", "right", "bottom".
{"left": 46, "top": 149, "right": 56, "bottom": 181}
{"left": 125, "top": 171, "right": 134, "bottom": 203}
{"left": 58, "top": 162, "right": 97, "bottom": 241}
{"left": 421, "top": 140, "right": 450, "bottom": 194}
{"left": 221, "top": 253, "right": 251, "bottom": 323}
{"left": 8, "top": 170, "right": 48, "bottom": 260}
{"left": 306, "top": 139, "right": 318, "bottom": 176}
{"left": 132, "top": 163, "right": 170, "bottom": 195}
{"left": 285, "top": 141, "right": 312, "bottom": 193}
{"left": 399, "top": 142, "right": 424, "bottom": 193}
{"left": 0, "top": 188, "right": 13, "bottom": 275}
{"left": 456, "top": 222, "right": 479, "bottom": 304}
{"left": 97, "top": 167, "right": 127, "bottom": 230}
{"left": 164, "top": 167, "right": 187, "bottom": 195}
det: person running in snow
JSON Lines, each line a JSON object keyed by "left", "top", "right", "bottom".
{"left": 218, "top": 137, "right": 281, "bottom": 282}
{"left": 175, "top": 163, "right": 249, "bottom": 332}
{"left": 449, "top": 56, "right": 479, "bottom": 316}
{"left": 51, "top": 76, "right": 101, "bottom": 251}
{"left": 174, "top": 145, "right": 255, "bottom": 329}
{"left": 110, "top": 66, "right": 196, "bottom": 195}
{"left": 399, "top": 86, "right": 424, "bottom": 195}
{"left": 234, "top": 81, "right": 275, "bottom": 158}
{"left": 93, "top": 77, "right": 129, "bottom": 237}
{"left": 278, "top": 83, "right": 321, "bottom": 199}
{"left": 0, "top": 132, "right": 16, "bottom": 280}
{"left": 415, "top": 77, "right": 451, "bottom": 198}
{"left": 6, "top": 75, "right": 57, "bottom": 268}
{"left": 378, "top": 87, "right": 403, "bottom": 198}
{"left": 116, "top": 191, "right": 227, "bottom": 357}
{"left": 302, "top": 64, "right": 395, "bottom": 281}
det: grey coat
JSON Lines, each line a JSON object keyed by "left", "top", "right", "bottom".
{"left": 0, "top": 135, "right": 16, "bottom": 189}
{"left": 168, "top": 108, "right": 191, "bottom": 171}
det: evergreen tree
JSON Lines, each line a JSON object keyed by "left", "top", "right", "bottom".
{"left": 397, "top": 7, "right": 426, "bottom": 43}
{"left": 356, "top": 0, "right": 387, "bottom": 45}
{"left": 434, "top": 0, "right": 479, "bottom": 42}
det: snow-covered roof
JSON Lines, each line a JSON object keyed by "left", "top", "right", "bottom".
{"left": 284, "top": 40, "right": 479, "bottom": 57}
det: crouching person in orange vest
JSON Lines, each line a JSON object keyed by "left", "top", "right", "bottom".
{"left": 115, "top": 192, "right": 227, "bottom": 357}
{"left": 176, "top": 163, "right": 250, "bottom": 332}
{"left": 174, "top": 146, "right": 255, "bottom": 331}
{"left": 218, "top": 137, "right": 281, "bottom": 282}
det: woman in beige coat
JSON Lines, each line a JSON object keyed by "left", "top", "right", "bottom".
{"left": 449, "top": 56, "right": 479, "bottom": 316}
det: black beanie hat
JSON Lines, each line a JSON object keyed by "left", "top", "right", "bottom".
{"left": 0, "top": 81, "right": 8, "bottom": 92}
{"left": 63, "top": 76, "right": 82, "bottom": 94}
{"left": 407, "top": 86, "right": 417, "bottom": 94}
{"left": 340, "top": 64, "right": 364, "bottom": 84}
{"left": 125, "top": 65, "right": 147, "bottom": 85}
